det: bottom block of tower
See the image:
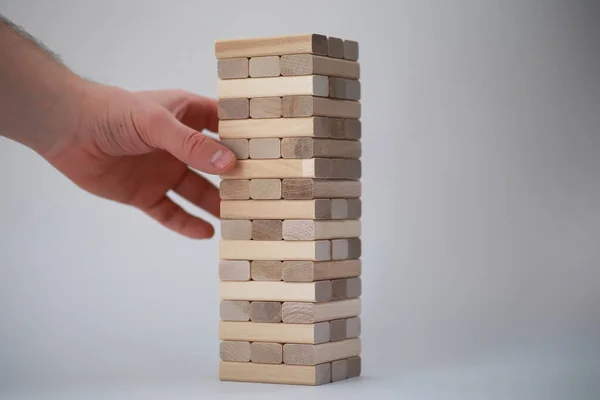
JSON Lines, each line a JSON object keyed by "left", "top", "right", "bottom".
{"left": 219, "top": 361, "right": 332, "bottom": 385}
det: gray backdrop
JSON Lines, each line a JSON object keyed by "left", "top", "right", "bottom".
{"left": 1, "top": 1, "right": 599, "bottom": 399}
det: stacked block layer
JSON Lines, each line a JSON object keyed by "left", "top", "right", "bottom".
{"left": 215, "top": 34, "right": 362, "bottom": 386}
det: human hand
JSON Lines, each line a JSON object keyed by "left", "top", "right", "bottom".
{"left": 44, "top": 82, "right": 236, "bottom": 239}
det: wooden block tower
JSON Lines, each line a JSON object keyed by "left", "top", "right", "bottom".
{"left": 215, "top": 34, "right": 362, "bottom": 386}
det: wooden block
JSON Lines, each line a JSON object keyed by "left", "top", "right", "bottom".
{"left": 219, "top": 159, "right": 330, "bottom": 179}
{"left": 330, "top": 159, "right": 362, "bottom": 179}
{"left": 252, "top": 220, "right": 283, "bottom": 240}
{"left": 219, "top": 361, "right": 331, "bottom": 385}
{"left": 331, "top": 238, "right": 361, "bottom": 260}
{"left": 282, "top": 179, "right": 361, "bottom": 199}
{"left": 331, "top": 359, "right": 348, "bottom": 381}
{"left": 219, "top": 260, "right": 251, "bottom": 281}
{"left": 249, "top": 138, "right": 281, "bottom": 159}
{"left": 220, "top": 300, "right": 250, "bottom": 321}
{"left": 327, "top": 37, "right": 345, "bottom": 58}
{"left": 331, "top": 278, "right": 362, "bottom": 300}
{"left": 251, "top": 260, "right": 283, "bottom": 281}
{"left": 345, "top": 317, "right": 361, "bottom": 339}
{"left": 281, "top": 138, "right": 361, "bottom": 159}
{"left": 329, "top": 78, "right": 360, "bottom": 100}
{"left": 219, "top": 117, "right": 330, "bottom": 139}
{"left": 282, "top": 96, "right": 360, "bottom": 119}
{"left": 283, "top": 338, "right": 361, "bottom": 365}
{"left": 250, "top": 301, "right": 282, "bottom": 323}
{"left": 251, "top": 342, "right": 283, "bottom": 364}
{"left": 220, "top": 139, "right": 249, "bottom": 160}
{"left": 217, "top": 76, "right": 329, "bottom": 99}
{"left": 215, "top": 34, "right": 329, "bottom": 59}
{"left": 330, "top": 118, "right": 346, "bottom": 139}
{"left": 249, "top": 97, "right": 282, "bottom": 119}
{"left": 346, "top": 199, "right": 362, "bottom": 218}
{"left": 282, "top": 298, "right": 361, "bottom": 323}
{"left": 344, "top": 119, "right": 361, "bottom": 139}
{"left": 280, "top": 54, "right": 360, "bottom": 79}
{"left": 331, "top": 199, "right": 362, "bottom": 219}
{"left": 218, "top": 57, "right": 249, "bottom": 79}
{"left": 346, "top": 159, "right": 362, "bottom": 179}
{"left": 221, "top": 199, "right": 332, "bottom": 220}
{"left": 346, "top": 356, "right": 361, "bottom": 378}
{"left": 249, "top": 56, "right": 281, "bottom": 77}
{"left": 220, "top": 281, "right": 332, "bottom": 302}
{"left": 221, "top": 219, "right": 252, "bottom": 240}
{"left": 220, "top": 341, "right": 251, "bottom": 362}
{"left": 219, "top": 320, "right": 330, "bottom": 344}
{"left": 218, "top": 98, "right": 249, "bottom": 120}
{"left": 249, "top": 179, "right": 282, "bottom": 199}
{"left": 345, "top": 79, "right": 361, "bottom": 101}
{"left": 282, "top": 220, "right": 361, "bottom": 240}
{"left": 343, "top": 40, "right": 359, "bottom": 61}
{"left": 282, "top": 259, "right": 361, "bottom": 282}
{"left": 219, "top": 179, "right": 250, "bottom": 200}
{"left": 329, "top": 319, "right": 347, "bottom": 342}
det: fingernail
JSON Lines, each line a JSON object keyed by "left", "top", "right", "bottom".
{"left": 209, "top": 149, "right": 234, "bottom": 169}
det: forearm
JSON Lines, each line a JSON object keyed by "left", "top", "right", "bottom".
{"left": 0, "top": 14, "right": 88, "bottom": 156}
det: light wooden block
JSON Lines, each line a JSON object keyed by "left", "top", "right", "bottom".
{"left": 219, "top": 179, "right": 250, "bottom": 200}
{"left": 282, "top": 96, "right": 360, "bottom": 119}
{"left": 249, "top": 138, "right": 281, "bottom": 159}
{"left": 220, "top": 300, "right": 250, "bottom": 321}
{"left": 283, "top": 338, "right": 361, "bottom": 365}
{"left": 220, "top": 341, "right": 251, "bottom": 362}
{"left": 327, "top": 36, "right": 345, "bottom": 59}
{"left": 220, "top": 139, "right": 249, "bottom": 160}
{"left": 218, "top": 57, "right": 249, "bottom": 79}
{"left": 328, "top": 78, "right": 361, "bottom": 101}
{"left": 249, "top": 97, "right": 282, "bottom": 118}
{"left": 282, "top": 179, "right": 361, "bottom": 200}
{"left": 282, "top": 259, "right": 361, "bottom": 282}
{"left": 219, "top": 159, "right": 330, "bottom": 179}
{"left": 218, "top": 98, "right": 249, "bottom": 120}
{"left": 345, "top": 317, "right": 361, "bottom": 339}
{"left": 331, "top": 238, "right": 361, "bottom": 260}
{"left": 249, "top": 56, "right": 281, "bottom": 77}
{"left": 221, "top": 219, "right": 252, "bottom": 240}
{"left": 252, "top": 219, "right": 283, "bottom": 240}
{"left": 219, "top": 260, "right": 251, "bottom": 281}
{"left": 282, "top": 220, "right": 361, "bottom": 240}
{"left": 347, "top": 356, "right": 361, "bottom": 378}
{"left": 220, "top": 281, "right": 332, "bottom": 302}
{"left": 221, "top": 199, "right": 332, "bottom": 220}
{"left": 344, "top": 119, "right": 361, "bottom": 139}
{"left": 331, "top": 359, "right": 348, "bottom": 381}
{"left": 219, "top": 321, "right": 330, "bottom": 344}
{"left": 251, "top": 260, "right": 283, "bottom": 281}
{"left": 331, "top": 199, "right": 362, "bottom": 219}
{"left": 329, "top": 319, "right": 347, "bottom": 342}
{"left": 219, "top": 361, "right": 331, "bottom": 385}
{"left": 250, "top": 301, "right": 282, "bottom": 323}
{"left": 218, "top": 117, "right": 330, "bottom": 139}
{"left": 280, "top": 54, "right": 359, "bottom": 79}
{"left": 251, "top": 342, "right": 283, "bottom": 364}
{"left": 282, "top": 298, "right": 361, "bottom": 323}
{"left": 217, "top": 75, "right": 329, "bottom": 99}
{"left": 250, "top": 179, "right": 282, "bottom": 199}
{"left": 215, "top": 34, "right": 329, "bottom": 59}
{"left": 332, "top": 278, "right": 362, "bottom": 300}
{"left": 343, "top": 40, "right": 359, "bottom": 61}
{"left": 281, "top": 138, "right": 361, "bottom": 159}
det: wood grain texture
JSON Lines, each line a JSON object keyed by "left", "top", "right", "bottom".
{"left": 347, "top": 356, "right": 361, "bottom": 378}
{"left": 220, "top": 281, "right": 332, "bottom": 302}
{"left": 218, "top": 57, "right": 249, "bottom": 79}
{"left": 221, "top": 199, "right": 332, "bottom": 220}
{"left": 220, "top": 341, "right": 251, "bottom": 362}
{"left": 343, "top": 40, "right": 359, "bottom": 61}
{"left": 219, "top": 321, "right": 330, "bottom": 344}
{"left": 220, "top": 240, "right": 331, "bottom": 262}
{"left": 249, "top": 179, "right": 282, "bottom": 199}
{"left": 219, "top": 260, "right": 251, "bottom": 281}
{"left": 215, "top": 34, "right": 329, "bottom": 59}
{"left": 327, "top": 37, "right": 344, "bottom": 58}
{"left": 217, "top": 76, "right": 329, "bottom": 99}
{"left": 220, "top": 139, "right": 249, "bottom": 159}
{"left": 329, "top": 319, "right": 347, "bottom": 342}
{"left": 282, "top": 259, "right": 361, "bottom": 282}
{"left": 249, "top": 56, "right": 280, "bottom": 77}
{"left": 221, "top": 219, "right": 252, "bottom": 240}
{"left": 219, "top": 159, "right": 330, "bottom": 179}
{"left": 282, "top": 95, "right": 360, "bottom": 118}
{"left": 220, "top": 179, "right": 250, "bottom": 200}
{"left": 249, "top": 138, "right": 281, "bottom": 159}
{"left": 331, "top": 359, "right": 348, "bottom": 381}
{"left": 280, "top": 54, "right": 359, "bottom": 79}
{"left": 331, "top": 238, "right": 361, "bottom": 260}
{"left": 251, "top": 342, "right": 283, "bottom": 364}
{"left": 282, "top": 179, "right": 361, "bottom": 199}
{"left": 250, "top": 301, "right": 282, "bottom": 323}
{"left": 282, "top": 220, "right": 361, "bottom": 240}
{"left": 218, "top": 98, "right": 249, "bottom": 119}
{"left": 346, "top": 317, "right": 361, "bottom": 338}
{"left": 251, "top": 260, "right": 283, "bottom": 281}
{"left": 281, "top": 298, "right": 361, "bottom": 323}
{"left": 219, "top": 361, "right": 331, "bottom": 385}
{"left": 252, "top": 219, "right": 283, "bottom": 240}
{"left": 281, "top": 138, "right": 361, "bottom": 159}
{"left": 283, "top": 338, "right": 361, "bottom": 365}
{"left": 249, "top": 97, "right": 282, "bottom": 118}
{"left": 220, "top": 300, "right": 250, "bottom": 321}
{"left": 219, "top": 117, "right": 330, "bottom": 139}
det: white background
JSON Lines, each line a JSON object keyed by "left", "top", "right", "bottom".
{"left": 1, "top": 1, "right": 599, "bottom": 399}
